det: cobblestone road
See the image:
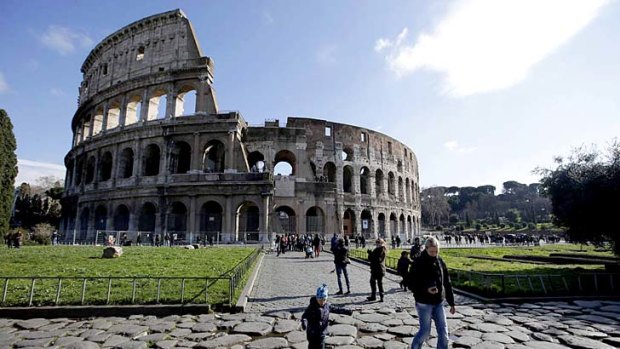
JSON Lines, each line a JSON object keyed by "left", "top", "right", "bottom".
{"left": 246, "top": 250, "right": 473, "bottom": 314}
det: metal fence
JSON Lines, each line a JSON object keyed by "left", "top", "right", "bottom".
{"left": 0, "top": 248, "right": 261, "bottom": 308}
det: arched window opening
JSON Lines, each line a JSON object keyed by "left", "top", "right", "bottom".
{"left": 399, "top": 214, "right": 406, "bottom": 237}
{"left": 139, "top": 203, "right": 157, "bottom": 232}
{"left": 306, "top": 206, "right": 325, "bottom": 234}
{"left": 143, "top": 144, "right": 161, "bottom": 176}
{"left": 390, "top": 213, "right": 397, "bottom": 237}
{"left": 114, "top": 205, "right": 130, "bottom": 231}
{"left": 397, "top": 160, "right": 403, "bottom": 173}
{"left": 79, "top": 208, "right": 89, "bottom": 240}
{"left": 74, "top": 125, "right": 83, "bottom": 146}
{"left": 274, "top": 150, "right": 296, "bottom": 176}
{"left": 360, "top": 167, "right": 370, "bottom": 194}
{"left": 95, "top": 205, "right": 107, "bottom": 231}
{"left": 200, "top": 201, "right": 223, "bottom": 234}
{"left": 342, "top": 147, "right": 354, "bottom": 161}
{"left": 136, "top": 46, "right": 145, "bottom": 61}
{"left": 203, "top": 140, "right": 225, "bottom": 173}
{"left": 125, "top": 95, "right": 142, "bottom": 125}
{"left": 407, "top": 216, "right": 413, "bottom": 238}
{"left": 405, "top": 179, "right": 411, "bottom": 203}
{"left": 106, "top": 102, "right": 121, "bottom": 130}
{"left": 310, "top": 162, "right": 317, "bottom": 179}
{"left": 82, "top": 120, "right": 91, "bottom": 140}
{"left": 375, "top": 169, "right": 384, "bottom": 195}
{"left": 99, "top": 152, "right": 113, "bottom": 181}
{"left": 388, "top": 172, "right": 395, "bottom": 195}
{"left": 66, "top": 160, "right": 74, "bottom": 187}
{"left": 85, "top": 156, "right": 96, "bottom": 184}
{"left": 343, "top": 166, "right": 353, "bottom": 193}
{"left": 237, "top": 202, "right": 259, "bottom": 241}
{"left": 170, "top": 141, "right": 192, "bottom": 174}
{"left": 75, "top": 157, "right": 84, "bottom": 185}
{"left": 93, "top": 108, "right": 104, "bottom": 135}
{"left": 167, "top": 202, "right": 187, "bottom": 233}
{"left": 324, "top": 162, "right": 336, "bottom": 183}
{"left": 343, "top": 209, "right": 356, "bottom": 237}
{"left": 275, "top": 206, "right": 296, "bottom": 234}
{"left": 360, "top": 210, "right": 372, "bottom": 237}
{"left": 378, "top": 213, "right": 386, "bottom": 237}
{"left": 147, "top": 89, "right": 167, "bottom": 120}
{"left": 174, "top": 87, "right": 197, "bottom": 117}
{"left": 248, "top": 151, "right": 265, "bottom": 172}
{"left": 119, "top": 148, "right": 134, "bottom": 179}
{"left": 398, "top": 177, "right": 404, "bottom": 201}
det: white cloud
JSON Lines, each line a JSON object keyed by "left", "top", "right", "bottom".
{"left": 15, "top": 159, "right": 65, "bottom": 185}
{"left": 50, "top": 88, "right": 65, "bottom": 96}
{"left": 444, "top": 140, "right": 477, "bottom": 153}
{"left": 40, "top": 25, "right": 93, "bottom": 55}
{"left": 376, "top": 0, "right": 610, "bottom": 97}
{"left": 0, "top": 72, "right": 9, "bottom": 93}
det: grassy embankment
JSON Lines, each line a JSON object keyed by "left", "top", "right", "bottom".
{"left": 0, "top": 246, "right": 258, "bottom": 306}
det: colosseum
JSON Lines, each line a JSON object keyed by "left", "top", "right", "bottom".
{"left": 60, "top": 9, "right": 421, "bottom": 244}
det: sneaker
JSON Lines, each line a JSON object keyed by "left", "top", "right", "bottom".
{"left": 335, "top": 291, "right": 343, "bottom": 295}
{"left": 366, "top": 296, "right": 376, "bottom": 301}
{"left": 345, "top": 290, "right": 351, "bottom": 295}
{"left": 380, "top": 296, "right": 384, "bottom": 302}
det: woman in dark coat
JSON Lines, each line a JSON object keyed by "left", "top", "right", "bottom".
{"left": 367, "top": 238, "right": 387, "bottom": 301}
{"left": 333, "top": 238, "right": 351, "bottom": 295}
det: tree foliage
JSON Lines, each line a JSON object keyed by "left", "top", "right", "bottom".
{"left": 0, "top": 109, "right": 18, "bottom": 238}
{"left": 13, "top": 177, "right": 63, "bottom": 230}
{"left": 538, "top": 142, "right": 620, "bottom": 255}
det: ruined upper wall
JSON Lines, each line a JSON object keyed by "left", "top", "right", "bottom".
{"left": 78, "top": 9, "right": 211, "bottom": 105}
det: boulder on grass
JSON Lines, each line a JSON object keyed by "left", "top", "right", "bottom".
{"left": 102, "top": 246, "right": 123, "bottom": 258}
{"left": 184, "top": 245, "right": 195, "bottom": 250}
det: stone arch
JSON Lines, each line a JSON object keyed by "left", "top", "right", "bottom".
{"left": 375, "top": 169, "right": 384, "bottom": 195}
{"left": 75, "top": 156, "right": 85, "bottom": 185}
{"left": 324, "top": 162, "right": 336, "bottom": 183}
{"left": 389, "top": 213, "right": 397, "bottom": 237}
{"left": 175, "top": 84, "right": 197, "bottom": 117}
{"left": 106, "top": 100, "right": 121, "bottom": 130}
{"left": 274, "top": 149, "right": 296, "bottom": 176}
{"left": 114, "top": 204, "right": 130, "bottom": 231}
{"left": 388, "top": 172, "right": 396, "bottom": 195}
{"left": 85, "top": 156, "right": 96, "bottom": 184}
{"left": 405, "top": 178, "right": 411, "bottom": 203}
{"left": 399, "top": 213, "right": 406, "bottom": 237}
{"left": 248, "top": 151, "right": 265, "bottom": 172}
{"left": 94, "top": 205, "right": 107, "bottom": 231}
{"left": 407, "top": 215, "right": 412, "bottom": 238}
{"left": 147, "top": 88, "right": 167, "bottom": 120}
{"left": 99, "top": 151, "right": 113, "bottom": 181}
{"left": 200, "top": 201, "right": 223, "bottom": 233}
{"left": 360, "top": 166, "right": 370, "bottom": 194}
{"left": 170, "top": 141, "right": 192, "bottom": 174}
{"left": 361, "top": 209, "right": 373, "bottom": 237}
{"left": 79, "top": 207, "right": 90, "bottom": 240}
{"left": 125, "top": 94, "right": 142, "bottom": 125}
{"left": 378, "top": 212, "right": 386, "bottom": 237}
{"left": 342, "top": 147, "right": 354, "bottom": 161}
{"left": 398, "top": 176, "right": 404, "bottom": 201}
{"left": 275, "top": 205, "right": 296, "bottom": 234}
{"left": 203, "top": 140, "right": 225, "bottom": 173}
{"left": 119, "top": 147, "right": 134, "bottom": 178}
{"left": 93, "top": 106, "right": 104, "bottom": 135}
{"left": 343, "top": 165, "right": 354, "bottom": 193}
{"left": 237, "top": 201, "right": 260, "bottom": 241}
{"left": 138, "top": 202, "right": 157, "bottom": 232}
{"left": 343, "top": 208, "right": 356, "bottom": 237}
{"left": 143, "top": 144, "right": 161, "bottom": 176}
{"left": 306, "top": 206, "right": 325, "bottom": 235}
{"left": 167, "top": 201, "right": 187, "bottom": 233}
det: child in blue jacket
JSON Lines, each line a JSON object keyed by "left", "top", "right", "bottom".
{"left": 301, "top": 284, "right": 352, "bottom": 349}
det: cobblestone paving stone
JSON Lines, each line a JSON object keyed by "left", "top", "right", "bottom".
{"left": 1, "top": 251, "right": 619, "bottom": 348}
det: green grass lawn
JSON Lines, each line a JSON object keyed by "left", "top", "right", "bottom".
{"left": 0, "top": 246, "right": 258, "bottom": 307}
{"left": 351, "top": 244, "right": 617, "bottom": 297}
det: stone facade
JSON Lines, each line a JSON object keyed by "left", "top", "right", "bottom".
{"left": 60, "top": 9, "right": 420, "bottom": 244}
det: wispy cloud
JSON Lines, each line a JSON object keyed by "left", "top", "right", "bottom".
{"left": 376, "top": 0, "right": 610, "bottom": 97}
{"left": 40, "top": 25, "right": 93, "bottom": 55}
{"left": 316, "top": 45, "right": 338, "bottom": 65}
{"left": 50, "top": 88, "right": 65, "bottom": 96}
{"left": 0, "top": 72, "right": 9, "bottom": 93}
{"left": 444, "top": 140, "right": 477, "bottom": 153}
{"left": 16, "top": 159, "right": 65, "bottom": 185}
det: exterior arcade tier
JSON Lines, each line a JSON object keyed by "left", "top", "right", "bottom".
{"left": 61, "top": 9, "right": 421, "bottom": 244}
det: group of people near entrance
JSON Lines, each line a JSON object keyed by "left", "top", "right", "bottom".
{"left": 302, "top": 235, "right": 454, "bottom": 349}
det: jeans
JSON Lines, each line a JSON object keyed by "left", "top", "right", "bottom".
{"left": 335, "top": 263, "right": 350, "bottom": 292}
{"left": 411, "top": 302, "right": 449, "bottom": 349}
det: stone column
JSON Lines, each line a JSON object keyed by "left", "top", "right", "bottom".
{"left": 188, "top": 195, "right": 197, "bottom": 238}
{"left": 225, "top": 129, "right": 236, "bottom": 172}
{"left": 118, "top": 95, "right": 128, "bottom": 127}
{"left": 192, "top": 132, "right": 201, "bottom": 171}
{"left": 133, "top": 140, "right": 142, "bottom": 179}
{"left": 224, "top": 196, "right": 233, "bottom": 242}
{"left": 166, "top": 85, "right": 176, "bottom": 119}
{"left": 101, "top": 102, "right": 109, "bottom": 132}
{"left": 140, "top": 89, "right": 149, "bottom": 122}
{"left": 260, "top": 194, "right": 270, "bottom": 242}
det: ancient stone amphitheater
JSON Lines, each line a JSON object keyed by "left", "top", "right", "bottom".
{"left": 60, "top": 9, "right": 420, "bottom": 244}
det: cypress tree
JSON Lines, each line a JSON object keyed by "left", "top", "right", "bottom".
{"left": 0, "top": 109, "right": 18, "bottom": 238}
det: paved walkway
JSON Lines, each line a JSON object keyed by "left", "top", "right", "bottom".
{"left": 0, "top": 250, "right": 619, "bottom": 348}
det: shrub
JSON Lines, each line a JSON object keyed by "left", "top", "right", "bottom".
{"left": 435, "top": 225, "right": 443, "bottom": 231}
{"left": 475, "top": 224, "right": 482, "bottom": 231}
{"left": 499, "top": 223, "right": 506, "bottom": 229}
{"left": 31, "top": 223, "right": 53, "bottom": 245}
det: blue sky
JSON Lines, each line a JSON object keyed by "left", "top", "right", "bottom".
{"left": 1, "top": 0, "right": 619, "bottom": 192}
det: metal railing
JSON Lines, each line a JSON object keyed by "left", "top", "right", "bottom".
{"left": 0, "top": 248, "right": 261, "bottom": 308}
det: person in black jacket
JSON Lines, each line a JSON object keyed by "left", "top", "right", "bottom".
{"left": 301, "top": 284, "right": 352, "bottom": 349}
{"left": 333, "top": 238, "right": 351, "bottom": 295}
{"left": 367, "top": 238, "right": 387, "bottom": 301}
{"left": 409, "top": 236, "right": 455, "bottom": 349}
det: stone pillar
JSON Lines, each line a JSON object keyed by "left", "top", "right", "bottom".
{"left": 225, "top": 129, "right": 236, "bottom": 172}
{"left": 133, "top": 140, "right": 142, "bottom": 179}
{"left": 224, "top": 196, "right": 233, "bottom": 242}
{"left": 260, "top": 194, "right": 270, "bottom": 242}
{"left": 192, "top": 132, "right": 201, "bottom": 171}
{"left": 188, "top": 195, "right": 197, "bottom": 237}
{"left": 118, "top": 95, "right": 128, "bottom": 127}
{"left": 140, "top": 89, "right": 149, "bottom": 122}
{"left": 101, "top": 102, "right": 109, "bottom": 132}
{"left": 106, "top": 202, "right": 114, "bottom": 232}
{"left": 88, "top": 114, "right": 95, "bottom": 139}
{"left": 166, "top": 85, "right": 176, "bottom": 119}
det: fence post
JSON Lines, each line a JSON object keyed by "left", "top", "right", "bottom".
{"left": 81, "top": 279, "right": 87, "bottom": 305}
{"left": 2, "top": 279, "right": 9, "bottom": 304}
{"left": 501, "top": 274, "right": 505, "bottom": 295}
{"left": 28, "top": 279, "right": 36, "bottom": 306}
{"left": 56, "top": 279, "right": 62, "bottom": 305}
{"left": 106, "top": 278, "right": 112, "bottom": 305}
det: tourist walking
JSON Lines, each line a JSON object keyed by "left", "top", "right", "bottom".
{"left": 397, "top": 250, "right": 410, "bottom": 291}
{"left": 410, "top": 237, "right": 422, "bottom": 260}
{"left": 313, "top": 234, "right": 322, "bottom": 257}
{"left": 367, "top": 238, "right": 387, "bottom": 301}
{"left": 409, "top": 236, "right": 455, "bottom": 349}
{"left": 301, "top": 284, "right": 352, "bottom": 349}
{"left": 333, "top": 238, "right": 351, "bottom": 295}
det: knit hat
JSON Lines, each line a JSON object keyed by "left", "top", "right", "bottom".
{"left": 316, "top": 284, "right": 329, "bottom": 299}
